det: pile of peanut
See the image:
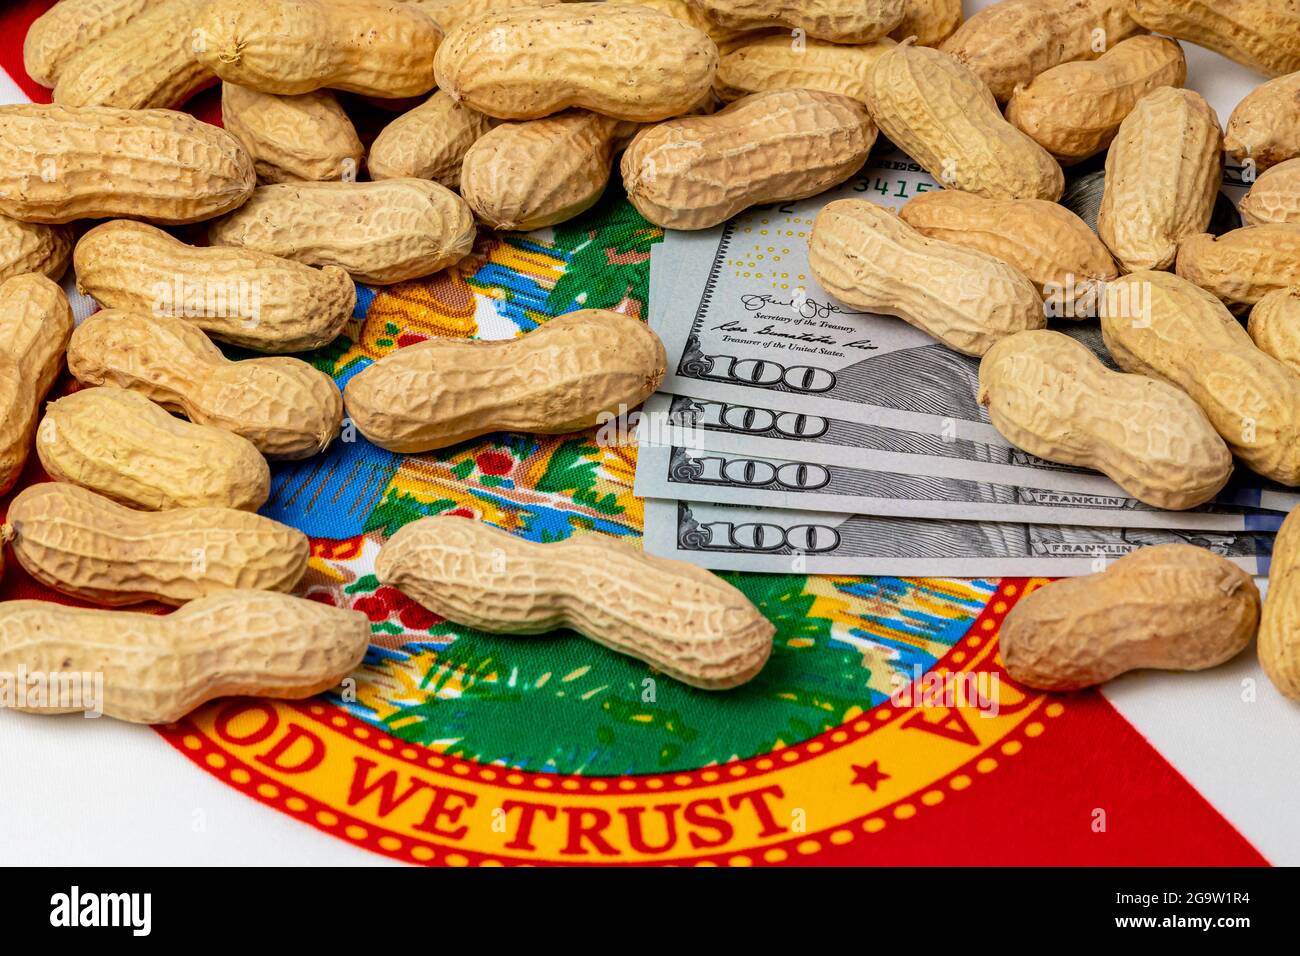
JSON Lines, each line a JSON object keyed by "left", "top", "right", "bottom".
{"left": 1, "top": 0, "right": 1299, "bottom": 721}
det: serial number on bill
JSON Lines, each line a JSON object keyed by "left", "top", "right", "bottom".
{"left": 1116, "top": 892, "right": 1251, "bottom": 906}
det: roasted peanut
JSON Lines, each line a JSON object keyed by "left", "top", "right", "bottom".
{"left": 1005, "top": 36, "right": 1186, "bottom": 165}
{"left": 622, "top": 89, "right": 876, "bottom": 230}
{"left": 193, "top": 0, "right": 441, "bottom": 97}
{"left": 0, "top": 217, "right": 72, "bottom": 284}
{"left": 999, "top": 544, "right": 1259, "bottom": 692}
{"left": 221, "top": 85, "right": 363, "bottom": 184}
{"left": 433, "top": 4, "right": 718, "bottom": 122}
{"left": 367, "top": 91, "right": 497, "bottom": 189}
{"left": 407, "top": 0, "right": 559, "bottom": 32}
{"left": 809, "top": 199, "right": 1046, "bottom": 356}
{"left": 0, "top": 274, "right": 72, "bottom": 400}
{"left": 1176, "top": 225, "right": 1300, "bottom": 312}
{"left": 461, "top": 111, "right": 636, "bottom": 231}
{"left": 1101, "top": 270, "right": 1300, "bottom": 485}
{"left": 714, "top": 35, "right": 895, "bottom": 104}
{"left": 37, "top": 387, "right": 271, "bottom": 512}
{"left": 863, "top": 40, "right": 1064, "bottom": 201}
{"left": 0, "top": 590, "right": 370, "bottom": 723}
{"left": 1239, "top": 159, "right": 1300, "bottom": 226}
{"left": 940, "top": 0, "right": 1144, "bottom": 103}
{"left": 608, "top": 0, "right": 769, "bottom": 54}
{"left": 0, "top": 274, "right": 74, "bottom": 496}
{"left": 207, "top": 179, "right": 475, "bottom": 285}
{"left": 890, "top": 0, "right": 963, "bottom": 46}
{"left": 345, "top": 309, "right": 666, "bottom": 452}
{"left": 899, "top": 191, "right": 1118, "bottom": 315}
{"left": 53, "top": 0, "right": 215, "bottom": 110}
{"left": 978, "top": 330, "right": 1231, "bottom": 509}
{"left": 376, "top": 516, "right": 774, "bottom": 689}
{"left": 1259, "top": 506, "right": 1300, "bottom": 701}
{"left": 68, "top": 310, "right": 343, "bottom": 459}
{"left": 1097, "top": 86, "right": 1222, "bottom": 272}
{"left": 0, "top": 104, "right": 255, "bottom": 225}
{"left": 23, "top": 0, "right": 164, "bottom": 88}
{"left": 1247, "top": 288, "right": 1300, "bottom": 374}
{"left": 74, "top": 220, "right": 355, "bottom": 352}
{"left": 1127, "top": 0, "right": 1300, "bottom": 78}
{"left": 0, "top": 359, "right": 23, "bottom": 500}
{"left": 3, "top": 483, "right": 308, "bottom": 606}
{"left": 1225, "top": 71, "right": 1300, "bottom": 172}
{"left": 691, "top": 0, "right": 903, "bottom": 42}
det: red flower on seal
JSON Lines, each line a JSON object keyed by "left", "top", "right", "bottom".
{"left": 351, "top": 586, "right": 399, "bottom": 619}
{"left": 353, "top": 586, "right": 442, "bottom": 629}
{"left": 398, "top": 601, "right": 441, "bottom": 630}
{"left": 476, "top": 450, "right": 514, "bottom": 476}
{"left": 352, "top": 593, "right": 392, "bottom": 622}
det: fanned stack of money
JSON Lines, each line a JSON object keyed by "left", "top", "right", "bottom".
{"left": 635, "top": 149, "right": 1283, "bottom": 577}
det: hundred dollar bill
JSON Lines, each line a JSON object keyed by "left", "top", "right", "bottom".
{"left": 649, "top": 154, "right": 1007, "bottom": 443}
{"left": 647, "top": 151, "right": 1241, "bottom": 446}
{"left": 645, "top": 155, "right": 1296, "bottom": 512}
{"left": 641, "top": 498, "right": 1277, "bottom": 577}
{"left": 635, "top": 392, "right": 1300, "bottom": 514}
{"left": 634, "top": 441, "right": 1285, "bottom": 531}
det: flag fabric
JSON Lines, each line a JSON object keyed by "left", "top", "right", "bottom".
{"left": 0, "top": 0, "right": 1291, "bottom": 867}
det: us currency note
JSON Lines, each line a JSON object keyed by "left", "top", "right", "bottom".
{"left": 635, "top": 392, "right": 1300, "bottom": 514}
{"left": 634, "top": 441, "right": 1285, "bottom": 532}
{"left": 650, "top": 152, "right": 1008, "bottom": 443}
{"left": 641, "top": 498, "right": 1277, "bottom": 577}
{"left": 645, "top": 151, "right": 1295, "bottom": 511}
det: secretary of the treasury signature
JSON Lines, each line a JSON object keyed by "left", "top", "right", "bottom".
{"left": 740, "top": 292, "right": 869, "bottom": 321}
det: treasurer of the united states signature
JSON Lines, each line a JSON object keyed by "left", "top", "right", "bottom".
{"left": 715, "top": 319, "right": 879, "bottom": 353}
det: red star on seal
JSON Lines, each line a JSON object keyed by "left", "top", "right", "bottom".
{"left": 851, "top": 761, "right": 890, "bottom": 791}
